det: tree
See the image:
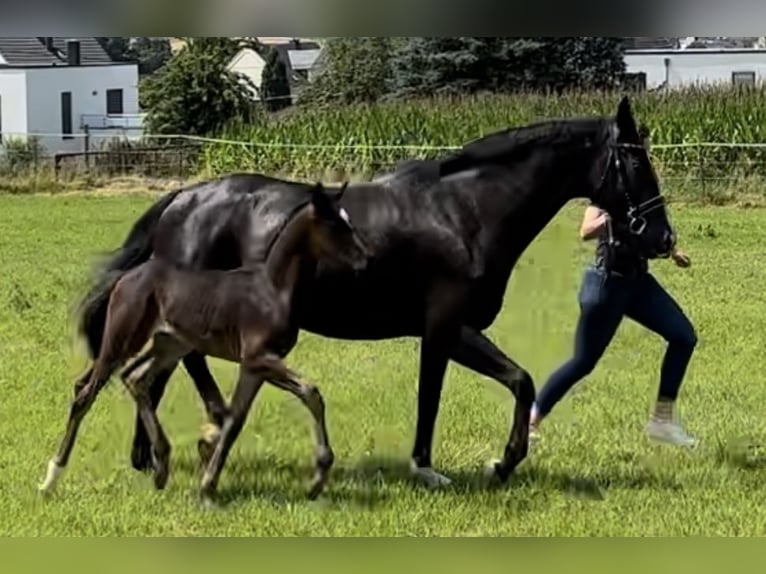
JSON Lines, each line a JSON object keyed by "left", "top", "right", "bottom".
{"left": 96, "top": 37, "right": 173, "bottom": 76}
{"left": 96, "top": 37, "right": 132, "bottom": 61}
{"left": 260, "top": 47, "right": 291, "bottom": 112}
{"left": 139, "top": 37, "right": 257, "bottom": 136}
{"left": 131, "top": 37, "right": 172, "bottom": 76}
{"left": 299, "top": 37, "right": 395, "bottom": 105}
{"left": 387, "top": 37, "right": 490, "bottom": 98}
{"left": 388, "top": 37, "right": 627, "bottom": 98}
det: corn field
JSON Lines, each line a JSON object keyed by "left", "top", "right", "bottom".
{"left": 200, "top": 86, "right": 766, "bottom": 189}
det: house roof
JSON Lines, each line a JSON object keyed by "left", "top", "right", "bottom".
{"left": 624, "top": 36, "right": 762, "bottom": 52}
{"left": 269, "top": 41, "right": 321, "bottom": 75}
{"left": 623, "top": 37, "right": 681, "bottom": 50}
{"left": 0, "top": 37, "right": 113, "bottom": 67}
{"left": 287, "top": 48, "right": 321, "bottom": 71}
{"left": 229, "top": 41, "right": 321, "bottom": 77}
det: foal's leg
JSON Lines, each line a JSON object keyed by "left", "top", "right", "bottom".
{"left": 263, "top": 360, "right": 334, "bottom": 500}
{"left": 39, "top": 361, "right": 117, "bottom": 494}
{"left": 129, "top": 351, "right": 230, "bottom": 473}
{"left": 122, "top": 332, "right": 190, "bottom": 490}
{"left": 199, "top": 365, "right": 266, "bottom": 506}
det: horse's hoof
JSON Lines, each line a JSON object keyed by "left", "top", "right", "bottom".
{"left": 483, "top": 459, "right": 507, "bottom": 485}
{"left": 153, "top": 461, "right": 170, "bottom": 490}
{"left": 409, "top": 462, "right": 452, "bottom": 489}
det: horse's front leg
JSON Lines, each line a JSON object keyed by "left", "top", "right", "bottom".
{"left": 450, "top": 326, "right": 535, "bottom": 482}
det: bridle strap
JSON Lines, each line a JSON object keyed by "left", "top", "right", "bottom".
{"left": 598, "top": 139, "right": 667, "bottom": 237}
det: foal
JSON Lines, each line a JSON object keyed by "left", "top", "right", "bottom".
{"left": 40, "top": 181, "right": 368, "bottom": 502}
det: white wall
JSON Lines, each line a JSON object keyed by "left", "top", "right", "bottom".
{"left": 625, "top": 50, "right": 766, "bottom": 89}
{"left": 24, "top": 63, "right": 140, "bottom": 153}
{"left": 0, "top": 70, "right": 28, "bottom": 143}
{"left": 227, "top": 48, "right": 265, "bottom": 100}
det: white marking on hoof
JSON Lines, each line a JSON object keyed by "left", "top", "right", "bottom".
{"left": 409, "top": 461, "right": 452, "bottom": 489}
{"left": 483, "top": 459, "right": 503, "bottom": 483}
{"left": 200, "top": 423, "right": 221, "bottom": 444}
{"left": 39, "top": 459, "right": 64, "bottom": 494}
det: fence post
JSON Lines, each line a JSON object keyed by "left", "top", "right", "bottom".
{"left": 84, "top": 126, "right": 90, "bottom": 174}
{"left": 697, "top": 145, "right": 705, "bottom": 196}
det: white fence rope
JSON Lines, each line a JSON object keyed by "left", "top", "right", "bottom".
{"left": 6, "top": 132, "right": 766, "bottom": 152}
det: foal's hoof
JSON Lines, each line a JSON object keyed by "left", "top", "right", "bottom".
{"left": 197, "top": 440, "right": 215, "bottom": 469}
{"left": 409, "top": 462, "right": 452, "bottom": 489}
{"left": 131, "top": 442, "right": 154, "bottom": 473}
{"left": 199, "top": 487, "right": 222, "bottom": 511}
{"left": 201, "top": 496, "right": 221, "bottom": 511}
{"left": 307, "top": 472, "right": 330, "bottom": 501}
{"left": 152, "top": 457, "right": 170, "bottom": 490}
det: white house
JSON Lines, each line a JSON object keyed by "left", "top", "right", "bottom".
{"left": 226, "top": 39, "right": 322, "bottom": 102}
{"left": 625, "top": 46, "right": 766, "bottom": 90}
{"left": 0, "top": 37, "right": 141, "bottom": 155}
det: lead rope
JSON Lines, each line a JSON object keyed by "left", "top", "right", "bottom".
{"left": 606, "top": 212, "right": 616, "bottom": 247}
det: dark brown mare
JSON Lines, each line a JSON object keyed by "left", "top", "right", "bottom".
{"left": 75, "top": 96, "right": 676, "bottom": 490}
{"left": 40, "top": 182, "right": 368, "bottom": 502}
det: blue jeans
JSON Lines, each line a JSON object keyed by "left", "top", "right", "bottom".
{"left": 534, "top": 264, "right": 698, "bottom": 419}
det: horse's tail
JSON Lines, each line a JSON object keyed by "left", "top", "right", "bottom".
{"left": 77, "top": 189, "right": 182, "bottom": 358}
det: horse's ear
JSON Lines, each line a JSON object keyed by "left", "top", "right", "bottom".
{"left": 337, "top": 181, "right": 349, "bottom": 201}
{"left": 310, "top": 182, "right": 334, "bottom": 218}
{"left": 615, "top": 95, "right": 637, "bottom": 139}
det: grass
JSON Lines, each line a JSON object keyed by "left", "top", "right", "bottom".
{"left": 2, "top": 192, "right": 766, "bottom": 536}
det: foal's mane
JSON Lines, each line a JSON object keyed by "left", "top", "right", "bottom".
{"left": 439, "top": 117, "right": 613, "bottom": 177}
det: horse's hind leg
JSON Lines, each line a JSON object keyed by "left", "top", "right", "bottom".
{"left": 39, "top": 362, "right": 116, "bottom": 495}
{"left": 264, "top": 360, "right": 334, "bottom": 500}
{"left": 128, "top": 351, "right": 230, "bottom": 473}
{"left": 122, "top": 331, "right": 189, "bottom": 490}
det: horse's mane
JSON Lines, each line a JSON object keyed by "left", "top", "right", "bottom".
{"left": 259, "top": 194, "right": 313, "bottom": 261}
{"left": 439, "top": 117, "right": 613, "bottom": 177}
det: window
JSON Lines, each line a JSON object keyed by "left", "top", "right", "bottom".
{"left": 732, "top": 71, "right": 756, "bottom": 87}
{"left": 61, "top": 91, "right": 73, "bottom": 140}
{"left": 106, "top": 88, "right": 123, "bottom": 115}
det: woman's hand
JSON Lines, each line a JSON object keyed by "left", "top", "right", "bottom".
{"left": 671, "top": 247, "right": 691, "bottom": 268}
{"left": 579, "top": 205, "right": 610, "bottom": 240}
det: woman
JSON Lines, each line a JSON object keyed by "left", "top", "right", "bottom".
{"left": 530, "top": 128, "right": 698, "bottom": 448}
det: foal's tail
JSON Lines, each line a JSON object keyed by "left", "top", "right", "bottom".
{"left": 77, "top": 189, "right": 182, "bottom": 359}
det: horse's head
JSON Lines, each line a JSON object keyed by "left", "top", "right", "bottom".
{"left": 308, "top": 181, "right": 369, "bottom": 271}
{"left": 590, "top": 96, "right": 675, "bottom": 259}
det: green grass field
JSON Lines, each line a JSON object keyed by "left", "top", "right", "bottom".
{"left": 2, "top": 193, "right": 766, "bottom": 536}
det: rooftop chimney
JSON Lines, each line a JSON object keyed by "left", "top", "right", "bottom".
{"left": 67, "top": 39, "right": 81, "bottom": 66}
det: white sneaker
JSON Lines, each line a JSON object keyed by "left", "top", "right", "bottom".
{"left": 646, "top": 418, "right": 698, "bottom": 448}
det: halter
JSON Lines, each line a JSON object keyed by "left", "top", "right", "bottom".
{"left": 597, "top": 139, "right": 667, "bottom": 237}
